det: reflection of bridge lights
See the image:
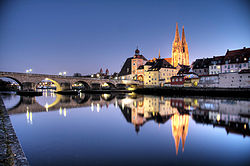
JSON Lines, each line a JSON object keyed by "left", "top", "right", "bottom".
{"left": 63, "top": 108, "right": 67, "bottom": 117}
{"left": 59, "top": 107, "right": 62, "bottom": 115}
{"left": 122, "top": 98, "right": 133, "bottom": 105}
{"left": 216, "top": 114, "right": 220, "bottom": 122}
{"left": 122, "top": 102, "right": 125, "bottom": 110}
{"left": 97, "top": 104, "right": 100, "bottom": 112}
{"left": 244, "top": 124, "right": 246, "bottom": 129}
{"left": 45, "top": 103, "right": 49, "bottom": 112}
{"left": 26, "top": 110, "right": 29, "bottom": 122}
{"left": 30, "top": 112, "right": 33, "bottom": 124}
{"left": 26, "top": 110, "right": 33, "bottom": 124}
{"left": 115, "top": 100, "right": 118, "bottom": 109}
{"left": 91, "top": 103, "right": 94, "bottom": 111}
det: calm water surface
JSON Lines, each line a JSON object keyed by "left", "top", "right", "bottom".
{"left": 1, "top": 90, "right": 250, "bottom": 166}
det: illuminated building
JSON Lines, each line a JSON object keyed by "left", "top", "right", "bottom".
{"left": 118, "top": 48, "right": 147, "bottom": 80}
{"left": 171, "top": 23, "right": 189, "bottom": 67}
{"left": 144, "top": 53, "right": 178, "bottom": 86}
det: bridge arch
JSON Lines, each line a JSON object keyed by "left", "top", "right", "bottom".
{"left": 36, "top": 78, "right": 62, "bottom": 92}
{"left": 0, "top": 76, "right": 22, "bottom": 90}
{"left": 72, "top": 81, "right": 91, "bottom": 90}
{"left": 101, "top": 82, "right": 116, "bottom": 90}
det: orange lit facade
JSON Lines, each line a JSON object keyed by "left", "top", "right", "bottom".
{"left": 171, "top": 113, "right": 189, "bottom": 155}
{"left": 171, "top": 23, "right": 189, "bottom": 67}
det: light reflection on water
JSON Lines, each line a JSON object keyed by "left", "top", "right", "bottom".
{"left": 1, "top": 90, "right": 250, "bottom": 166}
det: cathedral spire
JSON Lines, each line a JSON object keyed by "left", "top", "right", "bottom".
{"left": 158, "top": 49, "right": 161, "bottom": 59}
{"left": 181, "top": 26, "right": 186, "bottom": 45}
{"left": 174, "top": 22, "right": 180, "bottom": 43}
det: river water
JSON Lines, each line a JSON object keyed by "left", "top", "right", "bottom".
{"left": 1, "top": 90, "right": 250, "bottom": 166}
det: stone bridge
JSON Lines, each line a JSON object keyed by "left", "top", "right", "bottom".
{"left": 0, "top": 71, "right": 142, "bottom": 91}
{"left": 7, "top": 93, "right": 126, "bottom": 115}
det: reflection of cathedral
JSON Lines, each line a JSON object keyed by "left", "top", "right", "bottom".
{"left": 171, "top": 114, "right": 189, "bottom": 155}
{"left": 118, "top": 95, "right": 190, "bottom": 153}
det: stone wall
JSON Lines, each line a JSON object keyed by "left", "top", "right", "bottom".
{"left": 0, "top": 97, "right": 29, "bottom": 166}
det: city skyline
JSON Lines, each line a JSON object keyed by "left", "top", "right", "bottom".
{"left": 0, "top": 0, "right": 249, "bottom": 75}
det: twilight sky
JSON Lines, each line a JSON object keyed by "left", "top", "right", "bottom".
{"left": 0, "top": 0, "right": 249, "bottom": 75}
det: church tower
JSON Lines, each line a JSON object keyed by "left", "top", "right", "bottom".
{"left": 172, "top": 23, "right": 182, "bottom": 67}
{"left": 171, "top": 23, "right": 189, "bottom": 67}
{"left": 181, "top": 26, "right": 189, "bottom": 65}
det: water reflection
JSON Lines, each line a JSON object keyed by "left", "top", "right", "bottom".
{"left": 1, "top": 91, "right": 249, "bottom": 155}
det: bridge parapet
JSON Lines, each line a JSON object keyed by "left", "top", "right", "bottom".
{"left": 0, "top": 71, "right": 142, "bottom": 91}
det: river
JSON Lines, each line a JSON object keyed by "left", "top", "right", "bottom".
{"left": 1, "top": 90, "right": 249, "bottom": 166}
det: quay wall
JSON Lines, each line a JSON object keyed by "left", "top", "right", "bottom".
{"left": 0, "top": 97, "right": 29, "bottom": 166}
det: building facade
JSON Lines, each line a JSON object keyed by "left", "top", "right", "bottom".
{"left": 219, "top": 69, "right": 250, "bottom": 88}
{"left": 209, "top": 56, "right": 224, "bottom": 75}
{"left": 171, "top": 23, "right": 189, "bottom": 67}
{"left": 118, "top": 48, "right": 147, "bottom": 80}
{"left": 221, "top": 48, "right": 250, "bottom": 73}
{"left": 144, "top": 58, "right": 178, "bottom": 86}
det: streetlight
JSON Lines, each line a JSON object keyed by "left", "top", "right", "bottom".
{"left": 59, "top": 71, "right": 66, "bottom": 76}
{"left": 26, "top": 68, "right": 32, "bottom": 73}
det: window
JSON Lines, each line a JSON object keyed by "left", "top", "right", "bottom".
{"left": 244, "top": 63, "right": 246, "bottom": 67}
{"left": 225, "top": 65, "right": 227, "bottom": 68}
{"left": 133, "top": 63, "right": 135, "bottom": 66}
{"left": 231, "top": 65, "right": 233, "bottom": 68}
{"left": 180, "top": 78, "right": 182, "bottom": 81}
{"left": 176, "top": 78, "right": 178, "bottom": 81}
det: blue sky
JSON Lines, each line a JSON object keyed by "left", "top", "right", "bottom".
{"left": 0, "top": 0, "right": 249, "bottom": 75}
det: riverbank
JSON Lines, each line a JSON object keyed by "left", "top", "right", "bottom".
{"left": 134, "top": 87, "right": 250, "bottom": 98}
{"left": 0, "top": 97, "right": 29, "bottom": 166}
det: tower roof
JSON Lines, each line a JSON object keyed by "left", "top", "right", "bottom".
{"left": 181, "top": 26, "right": 187, "bottom": 45}
{"left": 174, "top": 22, "right": 180, "bottom": 43}
{"left": 135, "top": 48, "right": 140, "bottom": 54}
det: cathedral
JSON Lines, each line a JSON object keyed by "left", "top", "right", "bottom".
{"left": 171, "top": 23, "right": 189, "bottom": 67}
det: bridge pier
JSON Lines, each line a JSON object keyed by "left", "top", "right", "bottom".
{"left": 22, "top": 82, "right": 36, "bottom": 91}
{"left": 60, "top": 82, "right": 71, "bottom": 91}
{"left": 91, "top": 83, "right": 101, "bottom": 90}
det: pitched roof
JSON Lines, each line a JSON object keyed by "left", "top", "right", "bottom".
{"left": 177, "top": 65, "right": 191, "bottom": 75}
{"left": 149, "top": 58, "right": 175, "bottom": 71}
{"left": 192, "top": 58, "right": 213, "bottom": 69}
{"left": 118, "top": 57, "right": 132, "bottom": 76}
{"left": 223, "top": 48, "right": 250, "bottom": 64}
{"left": 164, "top": 58, "right": 172, "bottom": 64}
{"left": 133, "top": 54, "right": 147, "bottom": 61}
{"left": 210, "top": 56, "right": 224, "bottom": 65}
